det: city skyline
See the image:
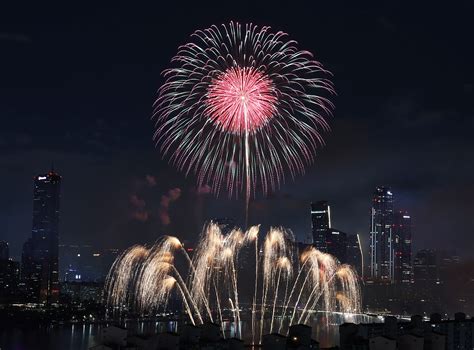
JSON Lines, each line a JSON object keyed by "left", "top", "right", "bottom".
{"left": 0, "top": 165, "right": 467, "bottom": 263}
{"left": 0, "top": 167, "right": 420, "bottom": 295}
{"left": 0, "top": 165, "right": 437, "bottom": 304}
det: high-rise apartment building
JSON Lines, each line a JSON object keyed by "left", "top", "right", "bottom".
{"left": 369, "top": 186, "right": 394, "bottom": 282}
{"left": 413, "top": 249, "right": 438, "bottom": 286}
{"left": 393, "top": 211, "right": 412, "bottom": 284}
{"left": 311, "top": 201, "right": 331, "bottom": 252}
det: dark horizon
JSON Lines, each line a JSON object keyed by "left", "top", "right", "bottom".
{"left": 1, "top": 2, "right": 473, "bottom": 260}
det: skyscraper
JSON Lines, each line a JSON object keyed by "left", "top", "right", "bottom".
{"left": 393, "top": 211, "right": 412, "bottom": 284}
{"left": 346, "top": 234, "right": 363, "bottom": 278}
{"left": 311, "top": 201, "right": 331, "bottom": 252}
{"left": 326, "top": 229, "right": 348, "bottom": 264}
{"left": 413, "top": 249, "right": 438, "bottom": 287}
{"left": 21, "top": 168, "right": 61, "bottom": 303}
{"left": 0, "top": 241, "right": 20, "bottom": 302}
{"left": 0, "top": 240, "right": 19, "bottom": 302}
{"left": 369, "top": 186, "right": 394, "bottom": 283}
{"left": 0, "top": 241, "right": 9, "bottom": 261}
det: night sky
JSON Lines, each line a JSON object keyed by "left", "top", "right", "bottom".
{"left": 1, "top": 2, "right": 473, "bottom": 260}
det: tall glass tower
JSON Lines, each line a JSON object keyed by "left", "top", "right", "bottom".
{"left": 311, "top": 201, "right": 331, "bottom": 252}
{"left": 346, "top": 234, "right": 363, "bottom": 278}
{"left": 369, "top": 186, "right": 394, "bottom": 283}
{"left": 22, "top": 168, "right": 61, "bottom": 303}
{"left": 393, "top": 210, "right": 412, "bottom": 284}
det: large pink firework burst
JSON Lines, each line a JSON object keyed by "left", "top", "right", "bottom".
{"left": 153, "top": 22, "right": 334, "bottom": 202}
{"left": 206, "top": 67, "right": 277, "bottom": 134}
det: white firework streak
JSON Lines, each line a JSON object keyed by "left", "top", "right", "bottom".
{"left": 104, "top": 222, "right": 361, "bottom": 344}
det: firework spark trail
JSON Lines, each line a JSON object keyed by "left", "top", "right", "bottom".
{"left": 307, "top": 252, "right": 339, "bottom": 325}
{"left": 187, "top": 222, "right": 223, "bottom": 316}
{"left": 299, "top": 263, "right": 361, "bottom": 326}
{"left": 243, "top": 225, "right": 260, "bottom": 345}
{"left": 244, "top": 105, "right": 250, "bottom": 221}
{"left": 104, "top": 223, "right": 361, "bottom": 343}
{"left": 280, "top": 269, "right": 291, "bottom": 332}
{"left": 304, "top": 265, "right": 354, "bottom": 323}
{"left": 270, "top": 257, "right": 291, "bottom": 334}
{"left": 270, "top": 262, "right": 283, "bottom": 334}
{"left": 173, "top": 277, "right": 196, "bottom": 325}
{"left": 171, "top": 264, "right": 204, "bottom": 324}
{"left": 335, "top": 265, "right": 362, "bottom": 312}
{"left": 213, "top": 281, "right": 225, "bottom": 338}
{"left": 253, "top": 235, "right": 259, "bottom": 344}
{"left": 179, "top": 246, "right": 214, "bottom": 322}
{"left": 160, "top": 276, "right": 176, "bottom": 314}
{"left": 153, "top": 22, "right": 335, "bottom": 208}
{"left": 288, "top": 249, "right": 322, "bottom": 327}
{"left": 299, "top": 266, "right": 338, "bottom": 325}
{"left": 104, "top": 245, "right": 149, "bottom": 310}
{"left": 259, "top": 227, "right": 294, "bottom": 342}
{"left": 221, "top": 229, "right": 244, "bottom": 338}
{"left": 278, "top": 249, "right": 313, "bottom": 333}
{"left": 136, "top": 236, "right": 181, "bottom": 311}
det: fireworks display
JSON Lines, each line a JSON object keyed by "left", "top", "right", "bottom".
{"left": 104, "top": 222, "right": 361, "bottom": 344}
{"left": 106, "top": 22, "right": 354, "bottom": 345}
{"left": 153, "top": 22, "right": 334, "bottom": 203}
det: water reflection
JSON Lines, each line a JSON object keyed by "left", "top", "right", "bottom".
{"left": 0, "top": 313, "right": 379, "bottom": 349}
